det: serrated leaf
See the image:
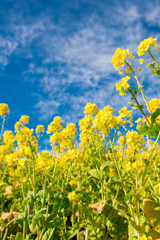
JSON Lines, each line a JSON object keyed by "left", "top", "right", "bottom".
{"left": 129, "top": 102, "right": 145, "bottom": 110}
{"left": 89, "top": 169, "right": 102, "bottom": 179}
{"left": 139, "top": 124, "right": 160, "bottom": 137}
{"left": 151, "top": 108, "right": 160, "bottom": 124}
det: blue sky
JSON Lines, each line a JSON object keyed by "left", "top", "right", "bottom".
{"left": 0, "top": 0, "right": 160, "bottom": 149}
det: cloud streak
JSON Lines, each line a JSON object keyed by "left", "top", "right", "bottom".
{"left": 0, "top": 0, "right": 160, "bottom": 125}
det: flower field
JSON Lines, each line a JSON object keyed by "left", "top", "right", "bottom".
{"left": 1, "top": 37, "right": 160, "bottom": 240}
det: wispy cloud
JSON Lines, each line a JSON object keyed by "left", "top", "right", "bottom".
{"left": 0, "top": 35, "right": 18, "bottom": 66}
{"left": 0, "top": 0, "right": 160, "bottom": 125}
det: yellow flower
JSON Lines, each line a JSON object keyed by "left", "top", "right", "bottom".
{"left": 138, "top": 67, "right": 143, "bottom": 72}
{"left": 119, "top": 107, "right": 132, "bottom": 121}
{"left": 14, "top": 121, "right": 22, "bottom": 132}
{"left": 117, "top": 131, "right": 122, "bottom": 136}
{"left": 127, "top": 52, "right": 132, "bottom": 57}
{"left": 137, "top": 37, "right": 157, "bottom": 56}
{"left": 156, "top": 45, "right": 160, "bottom": 50}
{"left": 148, "top": 98, "right": 160, "bottom": 113}
{"left": 69, "top": 180, "right": 77, "bottom": 187}
{"left": 84, "top": 102, "right": 98, "bottom": 115}
{"left": 20, "top": 115, "right": 29, "bottom": 124}
{"left": 0, "top": 103, "right": 10, "bottom": 116}
{"left": 116, "top": 76, "right": 130, "bottom": 96}
{"left": 125, "top": 67, "right": 132, "bottom": 73}
{"left": 35, "top": 125, "right": 45, "bottom": 134}
{"left": 3, "top": 131, "right": 14, "bottom": 147}
{"left": 79, "top": 115, "right": 93, "bottom": 131}
{"left": 138, "top": 235, "right": 152, "bottom": 240}
{"left": 139, "top": 58, "right": 144, "bottom": 64}
{"left": 68, "top": 191, "right": 76, "bottom": 201}
{"left": 112, "top": 48, "right": 129, "bottom": 70}
{"left": 119, "top": 69, "right": 123, "bottom": 74}
{"left": 47, "top": 116, "right": 63, "bottom": 134}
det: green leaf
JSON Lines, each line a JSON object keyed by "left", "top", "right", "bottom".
{"left": 39, "top": 215, "right": 46, "bottom": 228}
{"left": 69, "top": 223, "right": 86, "bottom": 239}
{"left": 143, "top": 199, "right": 160, "bottom": 227}
{"left": 133, "top": 176, "right": 149, "bottom": 202}
{"left": 129, "top": 102, "right": 145, "bottom": 110}
{"left": 151, "top": 108, "right": 160, "bottom": 124}
{"left": 100, "top": 162, "right": 109, "bottom": 172}
{"left": 42, "top": 228, "right": 52, "bottom": 240}
{"left": 148, "top": 62, "right": 156, "bottom": 69}
{"left": 128, "top": 220, "right": 145, "bottom": 240}
{"left": 61, "top": 197, "right": 69, "bottom": 209}
{"left": 32, "top": 209, "right": 47, "bottom": 225}
{"left": 89, "top": 169, "right": 102, "bottom": 179}
{"left": 150, "top": 69, "right": 160, "bottom": 75}
{"left": 49, "top": 203, "right": 54, "bottom": 213}
{"left": 139, "top": 124, "right": 160, "bottom": 137}
{"left": 26, "top": 233, "right": 33, "bottom": 240}
{"left": 15, "top": 232, "right": 24, "bottom": 240}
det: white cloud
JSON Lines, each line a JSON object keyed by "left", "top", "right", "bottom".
{"left": 1, "top": 1, "right": 160, "bottom": 124}
{"left": 0, "top": 36, "right": 18, "bottom": 65}
{"left": 144, "top": 2, "right": 160, "bottom": 26}
{"left": 35, "top": 99, "right": 60, "bottom": 121}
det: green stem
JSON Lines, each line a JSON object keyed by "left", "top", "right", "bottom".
{"left": 143, "top": 131, "right": 160, "bottom": 178}
{"left": 148, "top": 49, "right": 159, "bottom": 68}
{"left": 125, "top": 61, "right": 152, "bottom": 113}
{"left": 105, "top": 124, "right": 134, "bottom": 218}
{"left": 129, "top": 89, "right": 150, "bottom": 125}
{"left": 0, "top": 115, "right": 5, "bottom": 145}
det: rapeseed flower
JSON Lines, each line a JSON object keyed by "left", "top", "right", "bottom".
{"left": 125, "top": 67, "right": 132, "bottom": 73}
{"left": 139, "top": 58, "right": 145, "bottom": 64}
{"left": 47, "top": 116, "right": 63, "bottom": 134}
{"left": 84, "top": 102, "right": 98, "bottom": 115}
{"left": 35, "top": 125, "right": 45, "bottom": 134}
{"left": 116, "top": 76, "right": 130, "bottom": 96}
{"left": 20, "top": 115, "right": 29, "bottom": 124}
{"left": 0, "top": 103, "right": 9, "bottom": 116}
{"left": 112, "top": 48, "right": 128, "bottom": 70}
{"left": 148, "top": 98, "right": 160, "bottom": 113}
{"left": 137, "top": 37, "right": 157, "bottom": 56}
{"left": 119, "top": 107, "right": 132, "bottom": 121}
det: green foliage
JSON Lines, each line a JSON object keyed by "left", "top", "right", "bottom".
{"left": 150, "top": 68, "right": 160, "bottom": 75}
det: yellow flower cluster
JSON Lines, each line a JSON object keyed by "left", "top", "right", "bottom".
{"left": 137, "top": 37, "right": 157, "bottom": 56}
{"left": 126, "top": 130, "right": 145, "bottom": 150}
{"left": 68, "top": 191, "right": 80, "bottom": 203}
{"left": 35, "top": 125, "right": 45, "bottom": 135}
{"left": 148, "top": 98, "right": 160, "bottom": 113}
{"left": 0, "top": 103, "right": 10, "bottom": 116}
{"left": 3, "top": 131, "right": 14, "bottom": 147}
{"left": 84, "top": 102, "right": 98, "bottom": 115}
{"left": 119, "top": 107, "right": 133, "bottom": 121}
{"left": 47, "top": 116, "right": 63, "bottom": 134}
{"left": 36, "top": 151, "right": 53, "bottom": 170}
{"left": 20, "top": 115, "right": 30, "bottom": 124}
{"left": 112, "top": 48, "right": 129, "bottom": 70}
{"left": 138, "top": 235, "right": 152, "bottom": 240}
{"left": 49, "top": 122, "right": 77, "bottom": 151}
{"left": 116, "top": 76, "right": 130, "bottom": 96}
{"left": 93, "top": 106, "right": 123, "bottom": 133}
